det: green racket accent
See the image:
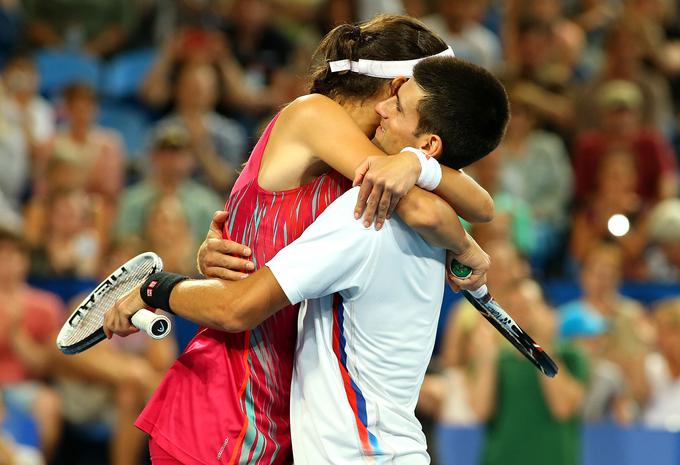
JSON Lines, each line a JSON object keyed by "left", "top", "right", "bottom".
{"left": 450, "top": 260, "right": 472, "bottom": 279}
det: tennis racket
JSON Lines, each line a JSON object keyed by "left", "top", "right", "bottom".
{"left": 56, "top": 252, "right": 172, "bottom": 355}
{"left": 450, "top": 261, "right": 559, "bottom": 377}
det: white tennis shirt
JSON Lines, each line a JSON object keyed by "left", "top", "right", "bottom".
{"left": 267, "top": 187, "right": 445, "bottom": 465}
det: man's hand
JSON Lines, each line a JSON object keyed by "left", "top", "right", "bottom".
{"left": 445, "top": 235, "right": 490, "bottom": 292}
{"left": 353, "top": 151, "right": 421, "bottom": 230}
{"left": 103, "top": 286, "right": 145, "bottom": 339}
{"left": 197, "top": 211, "right": 254, "bottom": 280}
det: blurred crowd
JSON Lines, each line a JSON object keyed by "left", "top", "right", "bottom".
{"left": 1, "top": 0, "right": 680, "bottom": 464}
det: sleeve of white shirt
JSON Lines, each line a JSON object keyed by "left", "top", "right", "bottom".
{"left": 266, "top": 187, "right": 381, "bottom": 305}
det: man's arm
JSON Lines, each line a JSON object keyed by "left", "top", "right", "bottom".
{"left": 106, "top": 189, "right": 379, "bottom": 337}
{"left": 170, "top": 270, "right": 290, "bottom": 331}
{"left": 104, "top": 267, "right": 291, "bottom": 337}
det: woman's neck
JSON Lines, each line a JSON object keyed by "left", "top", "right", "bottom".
{"left": 341, "top": 100, "right": 380, "bottom": 137}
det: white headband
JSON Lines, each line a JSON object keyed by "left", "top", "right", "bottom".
{"left": 328, "top": 46, "right": 455, "bottom": 78}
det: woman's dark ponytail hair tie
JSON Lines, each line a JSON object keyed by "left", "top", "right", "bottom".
{"left": 350, "top": 25, "right": 362, "bottom": 42}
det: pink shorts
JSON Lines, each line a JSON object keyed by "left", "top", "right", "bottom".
{"left": 149, "top": 437, "right": 183, "bottom": 465}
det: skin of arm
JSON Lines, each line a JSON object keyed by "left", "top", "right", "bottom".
{"left": 538, "top": 360, "right": 586, "bottom": 420}
{"left": 104, "top": 268, "right": 291, "bottom": 338}
{"left": 290, "top": 95, "right": 493, "bottom": 224}
{"left": 466, "top": 351, "right": 499, "bottom": 421}
{"left": 10, "top": 327, "right": 52, "bottom": 377}
{"left": 139, "top": 39, "right": 177, "bottom": 108}
{"left": 286, "top": 95, "right": 489, "bottom": 243}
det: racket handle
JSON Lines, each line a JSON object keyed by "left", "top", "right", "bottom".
{"left": 131, "top": 309, "right": 172, "bottom": 340}
{"left": 449, "top": 260, "right": 488, "bottom": 299}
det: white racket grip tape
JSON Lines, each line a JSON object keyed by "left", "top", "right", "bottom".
{"left": 131, "top": 309, "right": 172, "bottom": 340}
{"left": 468, "top": 285, "right": 489, "bottom": 300}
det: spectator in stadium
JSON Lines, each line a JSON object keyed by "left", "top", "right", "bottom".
{"left": 521, "top": 0, "right": 585, "bottom": 73}
{"left": 153, "top": 62, "right": 247, "bottom": 191}
{"left": 644, "top": 298, "right": 680, "bottom": 430}
{"left": 222, "top": 0, "right": 293, "bottom": 75}
{"left": 572, "top": 79, "right": 677, "bottom": 206}
{"left": 559, "top": 243, "right": 653, "bottom": 415}
{"left": 501, "top": 16, "right": 575, "bottom": 131}
{"left": 0, "top": 229, "right": 63, "bottom": 461}
{"left": 0, "top": 0, "right": 23, "bottom": 68}
{"left": 24, "top": 0, "right": 138, "bottom": 57}
{"left": 494, "top": 89, "right": 572, "bottom": 272}
{"left": 142, "top": 195, "right": 197, "bottom": 276}
{"left": 29, "top": 188, "right": 101, "bottom": 280}
{"left": 421, "top": 0, "right": 502, "bottom": 71}
{"left": 645, "top": 198, "right": 680, "bottom": 282}
{"left": 113, "top": 124, "right": 223, "bottom": 255}
{"left": 0, "top": 86, "right": 28, "bottom": 232}
{"left": 574, "top": 20, "right": 674, "bottom": 134}
{"left": 570, "top": 150, "right": 650, "bottom": 271}
{"left": 465, "top": 151, "right": 535, "bottom": 257}
{"left": 51, "top": 238, "right": 177, "bottom": 465}
{"left": 475, "top": 278, "right": 588, "bottom": 465}
{"left": 23, "top": 148, "right": 108, "bottom": 258}
{"left": 48, "top": 82, "right": 125, "bottom": 205}
{"left": 1, "top": 54, "right": 54, "bottom": 163}
{"left": 436, "top": 240, "right": 530, "bottom": 426}
{"left": 0, "top": 391, "right": 44, "bottom": 465}
{"left": 558, "top": 304, "right": 636, "bottom": 424}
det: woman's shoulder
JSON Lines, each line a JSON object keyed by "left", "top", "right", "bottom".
{"left": 282, "top": 93, "right": 344, "bottom": 120}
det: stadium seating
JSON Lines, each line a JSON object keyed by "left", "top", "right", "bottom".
{"left": 34, "top": 50, "right": 101, "bottom": 98}
{"left": 436, "top": 424, "right": 680, "bottom": 465}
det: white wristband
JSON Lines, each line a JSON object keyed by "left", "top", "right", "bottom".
{"left": 401, "top": 147, "right": 442, "bottom": 191}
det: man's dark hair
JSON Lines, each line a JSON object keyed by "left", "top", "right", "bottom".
{"left": 309, "top": 15, "right": 448, "bottom": 102}
{"left": 413, "top": 57, "right": 509, "bottom": 169}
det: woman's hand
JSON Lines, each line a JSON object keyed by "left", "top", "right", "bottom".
{"left": 353, "top": 151, "right": 421, "bottom": 230}
{"left": 196, "top": 211, "right": 255, "bottom": 280}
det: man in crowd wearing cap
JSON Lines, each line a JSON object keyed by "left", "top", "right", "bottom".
{"left": 572, "top": 79, "right": 677, "bottom": 206}
{"left": 112, "top": 124, "right": 223, "bottom": 250}
{"left": 646, "top": 199, "right": 680, "bottom": 282}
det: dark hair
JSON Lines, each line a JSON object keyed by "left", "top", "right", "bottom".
{"left": 309, "top": 15, "right": 447, "bottom": 102}
{"left": 63, "top": 82, "right": 96, "bottom": 103}
{"left": 413, "top": 57, "right": 509, "bottom": 169}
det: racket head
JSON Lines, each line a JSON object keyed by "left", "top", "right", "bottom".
{"left": 463, "top": 290, "right": 559, "bottom": 377}
{"left": 56, "top": 252, "right": 163, "bottom": 355}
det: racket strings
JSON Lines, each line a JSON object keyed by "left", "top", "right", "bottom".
{"left": 61, "top": 259, "right": 158, "bottom": 345}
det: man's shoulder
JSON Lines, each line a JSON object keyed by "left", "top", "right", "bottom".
{"left": 315, "top": 187, "right": 362, "bottom": 224}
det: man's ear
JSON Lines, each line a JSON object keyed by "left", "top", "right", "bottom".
{"left": 389, "top": 77, "right": 408, "bottom": 96}
{"left": 418, "top": 133, "right": 443, "bottom": 159}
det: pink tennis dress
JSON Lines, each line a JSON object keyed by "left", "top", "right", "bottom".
{"left": 136, "top": 113, "right": 351, "bottom": 465}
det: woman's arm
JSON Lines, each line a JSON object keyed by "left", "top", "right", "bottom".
{"left": 289, "top": 95, "right": 493, "bottom": 226}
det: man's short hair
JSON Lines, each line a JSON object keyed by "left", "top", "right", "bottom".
{"left": 413, "top": 57, "right": 509, "bottom": 169}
